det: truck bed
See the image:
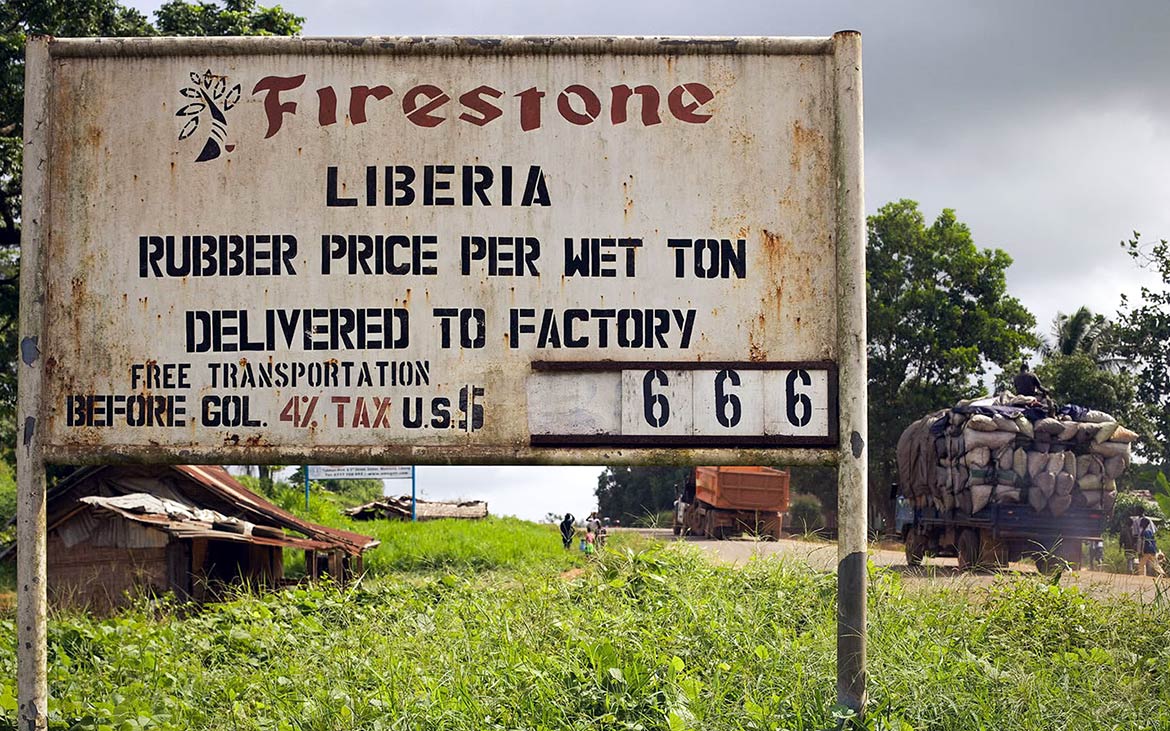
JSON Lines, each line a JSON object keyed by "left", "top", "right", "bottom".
{"left": 914, "top": 503, "right": 1105, "bottom": 542}
{"left": 694, "top": 466, "right": 789, "bottom": 512}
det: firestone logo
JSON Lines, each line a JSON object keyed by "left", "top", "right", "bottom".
{"left": 176, "top": 69, "right": 717, "bottom": 163}
{"left": 176, "top": 69, "right": 241, "bottom": 162}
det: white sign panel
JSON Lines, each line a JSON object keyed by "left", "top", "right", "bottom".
{"left": 33, "top": 36, "right": 854, "bottom": 464}
{"left": 307, "top": 465, "right": 412, "bottom": 480}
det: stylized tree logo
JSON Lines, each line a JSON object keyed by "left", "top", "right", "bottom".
{"left": 176, "top": 69, "right": 241, "bottom": 162}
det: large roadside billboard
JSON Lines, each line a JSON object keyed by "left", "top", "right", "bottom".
{"left": 19, "top": 35, "right": 867, "bottom": 725}
{"left": 29, "top": 36, "right": 858, "bottom": 466}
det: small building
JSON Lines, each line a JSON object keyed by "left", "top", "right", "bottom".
{"left": 345, "top": 495, "right": 488, "bottom": 521}
{"left": 1, "top": 465, "right": 378, "bottom": 613}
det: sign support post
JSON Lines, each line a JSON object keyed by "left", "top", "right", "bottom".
{"left": 17, "top": 36, "right": 50, "bottom": 731}
{"left": 303, "top": 467, "right": 310, "bottom": 511}
{"left": 832, "top": 30, "right": 868, "bottom": 717}
{"left": 411, "top": 466, "right": 417, "bottom": 522}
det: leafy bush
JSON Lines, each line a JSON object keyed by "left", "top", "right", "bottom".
{"left": 1110, "top": 491, "right": 1165, "bottom": 534}
{"left": 0, "top": 460, "right": 15, "bottom": 525}
{"left": 789, "top": 493, "right": 825, "bottom": 534}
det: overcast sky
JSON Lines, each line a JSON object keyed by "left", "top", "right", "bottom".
{"left": 137, "top": 1, "right": 1170, "bottom": 520}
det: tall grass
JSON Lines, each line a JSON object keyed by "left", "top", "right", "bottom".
{"left": 1, "top": 520, "right": 1169, "bottom": 730}
{"left": 271, "top": 483, "right": 582, "bottom": 576}
{"left": 358, "top": 516, "right": 582, "bottom": 574}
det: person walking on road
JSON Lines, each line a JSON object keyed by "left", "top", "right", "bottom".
{"left": 559, "top": 513, "right": 575, "bottom": 550}
{"left": 1135, "top": 512, "right": 1166, "bottom": 578}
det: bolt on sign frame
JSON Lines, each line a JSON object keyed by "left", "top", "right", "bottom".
{"left": 19, "top": 33, "right": 865, "bottom": 727}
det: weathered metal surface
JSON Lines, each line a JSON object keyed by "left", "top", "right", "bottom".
{"left": 22, "top": 32, "right": 868, "bottom": 725}
{"left": 18, "top": 34, "right": 50, "bottom": 731}
{"left": 832, "top": 31, "right": 868, "bottom": 715}
{"left": 33, "top": 35, "right": 851, "bottom": 465}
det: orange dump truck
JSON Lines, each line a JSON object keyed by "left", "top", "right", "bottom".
{"left": 673, "top": 466, "right": 790, "bottom": 539}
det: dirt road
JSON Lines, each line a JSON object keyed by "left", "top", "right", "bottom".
{"left": 628, "top": 528, "right": 1169, "bottom": 603}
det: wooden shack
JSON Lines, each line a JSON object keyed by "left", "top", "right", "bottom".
{"left": 1, "top": 465, "right": 378, "bottom": 613}
{"left": 345, "top": 495, "right": 489, "bottom": 521}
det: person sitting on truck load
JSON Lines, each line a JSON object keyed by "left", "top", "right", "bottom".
{"left": 1135, "top": 512, "right": 1166, "bottom": 578}
{"left": 1012, "top": 363, "right": 1054, "bottom": 415}
{"left": 1013, "top": 362, "right": 1049, "bottom": 398}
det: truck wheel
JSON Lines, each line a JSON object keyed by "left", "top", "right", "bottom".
{"left": 957, "top": 528, "right": 981, "bottom": 571}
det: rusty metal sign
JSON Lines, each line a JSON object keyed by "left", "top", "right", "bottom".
{"left": 19, "top": 34, "right": 869, "bottom": 726}
{"left": 32, "top": 36, "right": 858, "bottom": 467}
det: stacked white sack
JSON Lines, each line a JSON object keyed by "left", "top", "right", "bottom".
{"left": 930, "top": 405, "right": 1134, "bottom": 517}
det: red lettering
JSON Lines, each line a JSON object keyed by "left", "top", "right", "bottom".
{"left": 458, "top": 85, "right": 504, "bottom": 126}
{"left": 252, "top": 74, "right": 306, "bottom": 139}
{"left": 516, "top": 87, "right": 545, "bottom": 132}
{"left": 668, "top": 83, "right": 714, "bottom": 124}
{"left": 251, "top": 77, "right": 717, "bottom": 137}
{"left": 610, "top": 84, "right": 662, "bottom": 126}
{"left": 316, "top": 86, "right": 337, "bottom": 126}
{"left": 403, "top": 85, "right": 450, "bottom": 128}
{"left": 557, "top": 84, "right": 601, "bottom": 126}
{"left": 350, "top": 85, "right": 393, "bottom": 125}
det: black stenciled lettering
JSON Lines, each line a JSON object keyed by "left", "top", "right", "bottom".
{"left": 508, "top": 308, "right": 536, "bottom": 348}
{"left": 424, "top": 165, "right": 455, "bottom": 206}
{"left": 642, "top": 369, "right": 670, "bottom": 428}
{"left": 714, "top": 369, "right": 742, "bottom": 428}
{"left": 786, "top": 369, "right": 813, "bottom": 427}
{"left": 666, "top": 238, "right": 746, "bottom": 279}
{"left": 563, "top": 309, "right": 589, "bottom": 348}
{"left": 327, "top": 166, "right": 357, "bottom": 206}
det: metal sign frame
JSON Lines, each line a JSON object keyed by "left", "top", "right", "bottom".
{"left": 17, "top": 33, "right": 865, "bottom": 728}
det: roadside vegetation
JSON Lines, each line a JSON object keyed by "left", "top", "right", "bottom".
{"left": 1, "top": 518, "right": 1169, "bottom": 730}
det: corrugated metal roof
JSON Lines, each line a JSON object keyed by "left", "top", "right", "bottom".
{"left": 345, "top": 496, "right": 488, "bottom": 521}
{"left": 175, "top": 466, "right": 378, "bottom": 553}
{"left": 79, "top": 496, "right": 336, "bottom": 551}
{"left": 2, "top": 465, "right": 378, "bottom": 559}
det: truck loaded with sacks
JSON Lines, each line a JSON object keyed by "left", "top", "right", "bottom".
{"left": 896, "top": 394, "right": 1136, "bottom": 571}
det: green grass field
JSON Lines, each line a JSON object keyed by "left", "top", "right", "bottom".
{"left": 2, "top": 516, "right": 1169, "bottom": 730}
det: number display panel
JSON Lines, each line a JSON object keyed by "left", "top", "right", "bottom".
{"left": 528, "top": 362, "right": 837, "bottom": 448}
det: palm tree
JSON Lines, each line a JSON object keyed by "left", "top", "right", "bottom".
{"left": 1045, "top": 306, "right": 1126, "bottom": 372}
{"left": 1047, "top": 307, "right": 1107, "bottom": 357}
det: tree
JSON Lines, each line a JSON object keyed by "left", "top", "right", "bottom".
{"left": 595, "top": 467, "right": 689, "bottom": 524}
{"left": 1034, "top": 352, "right": 1138, "bottom": 421}
{"left": 155, "top": 0, "right": 304, "bottom": 36}
{"left": 867, "top": 200, "right": 1038, "bottom": 524}
{"left": 1115, "top": 232, "right": 1170, "bottom": 474}
{"left": 0, "top": 0, "right": 302, "bottom": 475}
{"left": 1046, "top": 306, "right": 1114, "bottom": 360}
